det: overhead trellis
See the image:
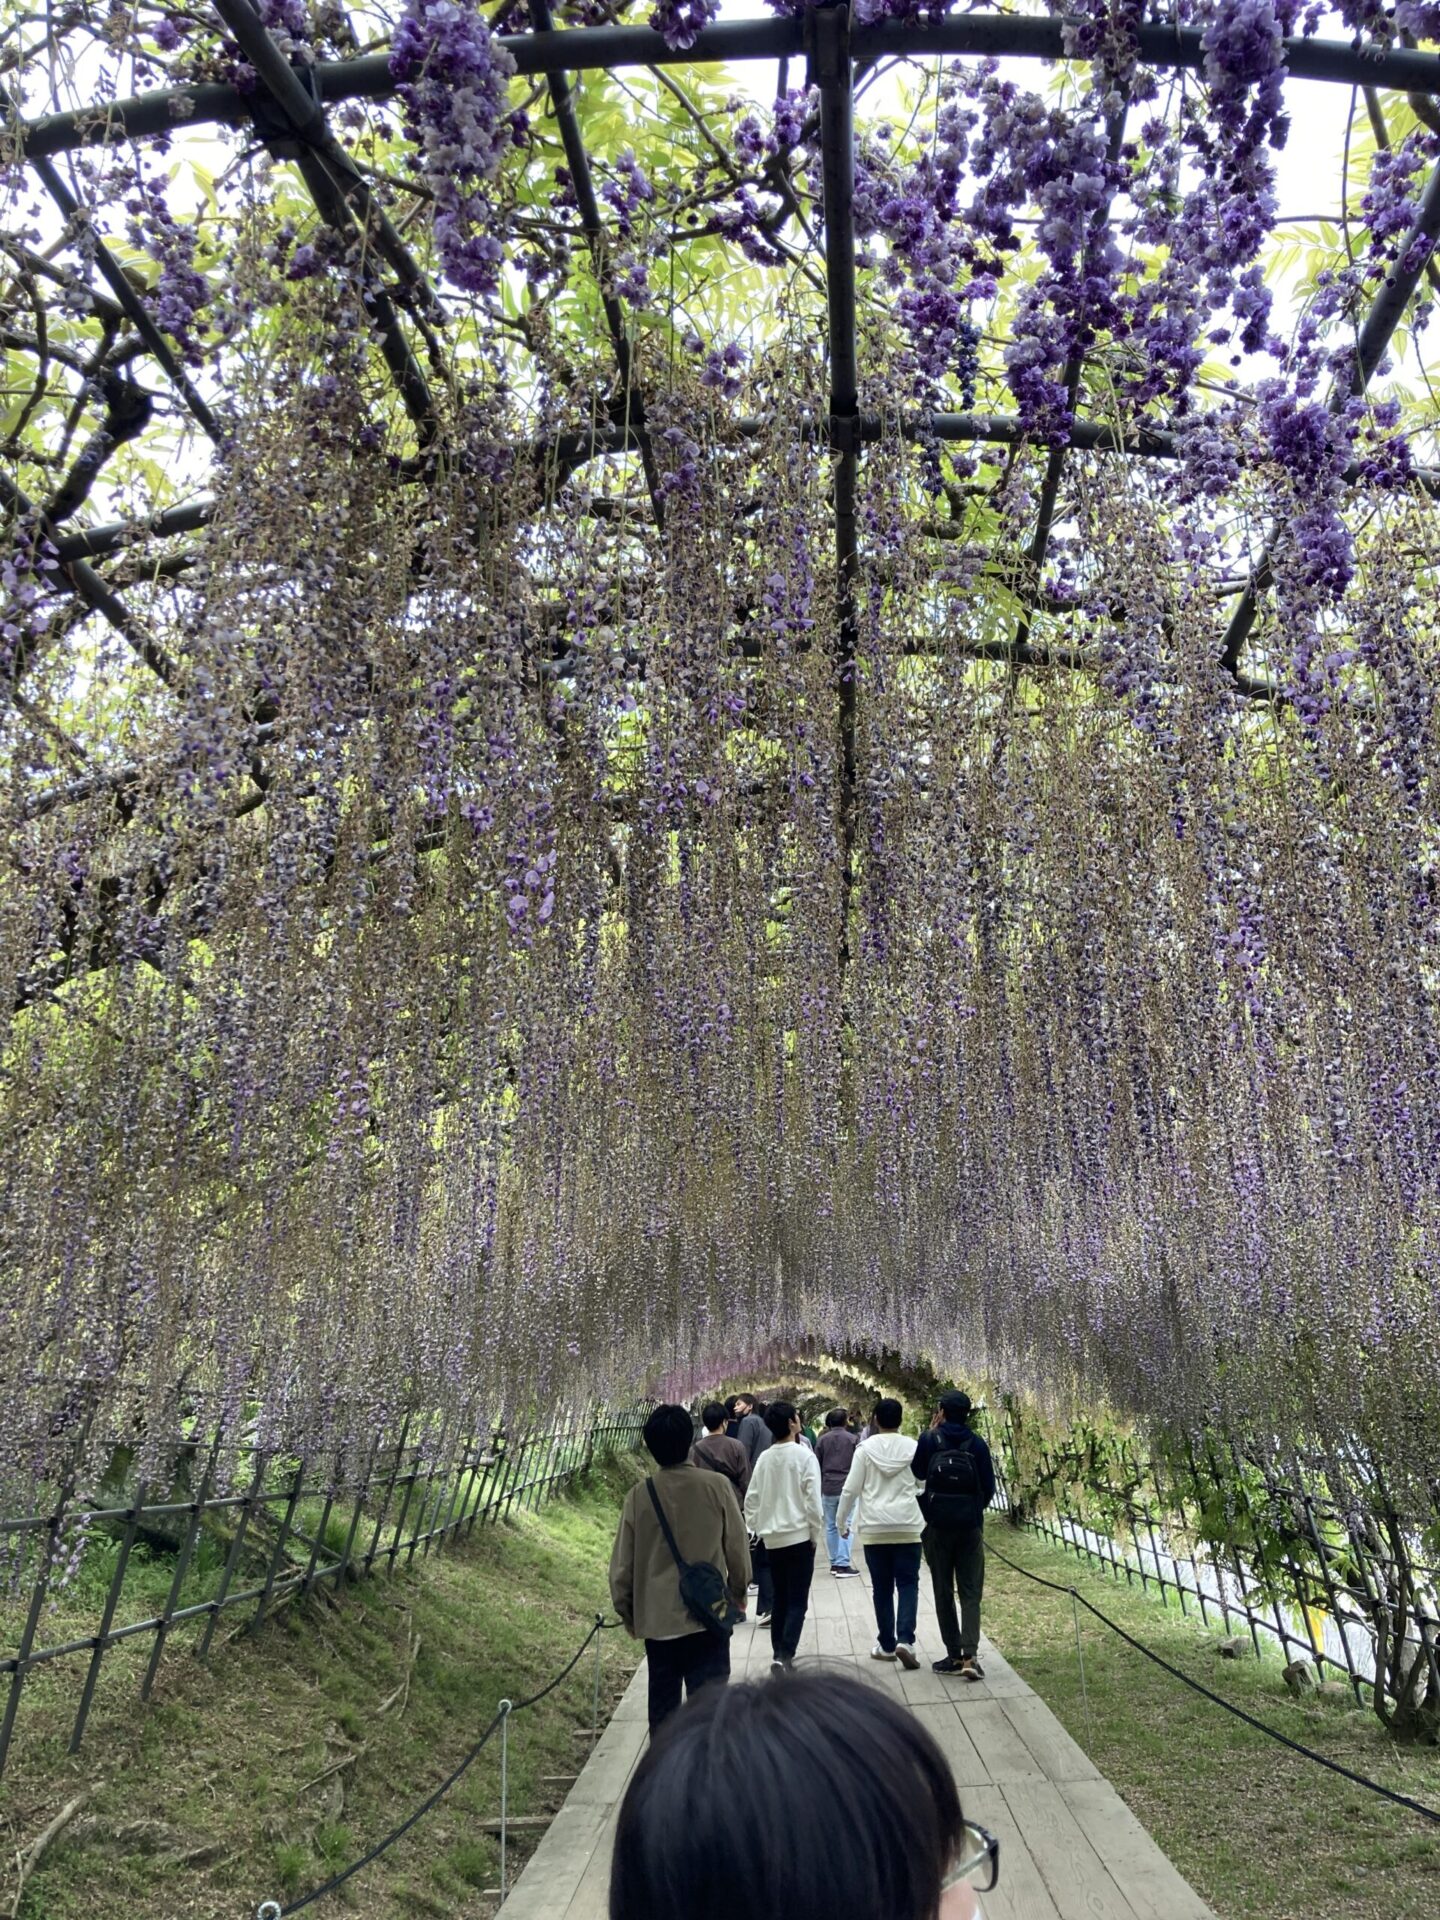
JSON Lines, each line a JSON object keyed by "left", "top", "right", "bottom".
{"left": 3, "top": 3, "right": 1440, "bottom": 1544}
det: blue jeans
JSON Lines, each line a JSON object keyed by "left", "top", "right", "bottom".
{"left": 822, "top": 1494, "right": 850, "bottom": 1569}
{"left": 865, "top": 1541, "right": 922, "bottom": 1652}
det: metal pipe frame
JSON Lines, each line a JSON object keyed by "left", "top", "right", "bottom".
{"left": 1219, "top": 153, "right": 1440, "bottom": 672}
{"left": 15, "top": 18, "right": 1440, "bottom": 161}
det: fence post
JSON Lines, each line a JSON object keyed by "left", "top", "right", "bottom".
{"left": 364, "top": 1415, "right": 411, "bottom": 1572}
{"left": 198, "top": 1448, "right": 269, "bottom": 1663}
{"left": 252, "top": 1461, "right": 305, "bottom": 1635}
{"left": 143, "top": 1432, "right": 221, "bottom": 1700}
{"left": 70, "top": 1481, "right": 147, "bottom": 1753}
{"left": 406, "top": 1413, "right": 454, "bottom": 1566}
{"left": 0, "top": 1500, "right": 69, "bottom": 1782}
{"left": 331, "top": 1431, "right": 380, "bottom": 1593}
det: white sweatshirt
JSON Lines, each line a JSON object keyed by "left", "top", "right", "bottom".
{"left": 744, "top": 1438, "right": 824, "bottom": 1549}
{"left": 835, "top": 1431, "right": 923, "bottom": 1544}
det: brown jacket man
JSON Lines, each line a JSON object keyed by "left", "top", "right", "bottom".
{"left": 610, "top": 1407, "right": 752, "bottom": 1731}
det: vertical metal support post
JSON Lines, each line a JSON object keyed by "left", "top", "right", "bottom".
{"left": 1071, "top": 1589, "right": 1094, "bottom": 1750}
{"left": 591, "top": 1615, "right": 605, "bottom": 1741}
{"left": 71, "top": 1484, "right": 147, "bottom": 1752}
{"left": 497, "top": 1698, "right": 514, "bottom": 1898}
{"left": 815, "top": 3, "right": 861, "bottom": 1001}
{"left": 144, "top": 1432, "right": 220, "bottom": 1699}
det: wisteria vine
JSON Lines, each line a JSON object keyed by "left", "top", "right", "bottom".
{"left": 3, "top": 2, "right": 1440, "bottom": 1565}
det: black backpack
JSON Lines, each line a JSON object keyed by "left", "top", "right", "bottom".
{"left": 924, "top": 1433, "right": 983, "bottom": 1529}
{"left": 646, "top": 1479, "right": 741, "bottom": 1639}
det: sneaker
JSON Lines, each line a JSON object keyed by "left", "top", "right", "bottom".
{"left": 932, "top": 1655, "right": 965, "bottom": 1674}
{"left": 895, "top": 1643, "right": 920, "bottom": 1671}
{"left": 870, "top": 1642, "right": 897, "bottom": 1661}
{"left": 958, "top": 1656, "right": 985, "bottom": 1682}
{"left": 832, "top": 1565, "right": 857, "bottom": 1578}
{"left": 771, "top": 1657, "right": 794, "bottom": 1674}
{"left": 755, "top": 1611, "right": 772, "bottom": 1626}
{"left": 747, "top": 1582, "right": 759, "bottom": 1594}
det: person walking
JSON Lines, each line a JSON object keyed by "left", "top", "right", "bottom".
{"left": 836, "top": 1396, "right": 923, "bottom": 1668}
{"left": 743, "top": 1400, "right": 823, "bottom": 1672}
{"left": 733, "top": 1393, "right": 771, "bottom": 1468}
{"left": 732, "top": 1393, "right": 775, "bottom": 1622}
{"left": 814, "top": 1407, "right": 860, "bottom": 1577}
{"left": 610, "top": 1404, "right": 751, "bottom": 1732}
{"left": 911, "top": 1390, "right": 996, "bottom": 1680}
{"left": 691, "top": 1400, "right": 750, "bottom": 1497}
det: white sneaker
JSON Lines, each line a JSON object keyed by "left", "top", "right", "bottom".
{"left": 895, "top": 1643, "right": 920, "bottom": 1671}
{"left": 747, "top": 1582, "right": 759, "bottom": 1594}
{"left": 870, "top": 1641, "right": 897, "bottom": 1661}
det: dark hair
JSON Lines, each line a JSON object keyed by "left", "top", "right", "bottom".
{"left": 824, "top": 1406, "right": 848, "bottom": 1429}
{"left": 762, "top": 1400, "right": 796, "bottom": 1439}
{"left": 940, "top": 1390, "right": 973, "bottom": 1424}
{"left": 702, "top": 1401, "right": 727, "bottom": 1432}
{"left": 723, "top": 1395, "right": 740, "bottom": 1418}
{"left": 610, "top": 1670, "right": 964, "bottom": 1920}
{"left": 874, "top": 1397, "right": 903, "bottom": 1430}
{"left": 643, "top": 1403, "right": 695, "bottom": 1468}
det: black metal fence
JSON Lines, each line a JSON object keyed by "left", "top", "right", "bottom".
{"left": 0, "top": 1402, "right": 647, "bottom": 1784}
{"left": 990, "top": 1403, "right": 1440, "bottom": 1736}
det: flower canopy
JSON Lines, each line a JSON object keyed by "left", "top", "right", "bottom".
{"left": 4, "top": 2, "right": 1440, "bottom": 1526}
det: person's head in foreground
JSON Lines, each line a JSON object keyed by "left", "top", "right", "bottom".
{"left": 939, "top": 1389, "right": 973, "bottom": 1425}
{"left": 609, "top": 1669, "right": 996, "bottom": 1920}
{"left": 702, "top": 1401, "right": 728, "bottom": 1433}
{"left": 643, "top": 1403, "right": 694, "bottom": 1467}
{"left": 874, "top": 1395, "right": 904, "bottom": 1430}
{"left": 762, "top": 1398, "right": 800, "bottom": 1440}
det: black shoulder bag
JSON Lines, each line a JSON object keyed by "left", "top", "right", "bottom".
{"left": 646, "top": 1478, "right": 741, "bottom": 1639}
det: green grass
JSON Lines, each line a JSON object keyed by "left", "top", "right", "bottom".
{"left": 984, "top": 1524, "right": 1440, "bottom": 1920}
{"left": 2, "top": 1455, "right": 645, "bottom": 1920}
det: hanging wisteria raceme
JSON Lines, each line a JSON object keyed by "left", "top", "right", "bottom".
{"left": 3, "top": 1, "right": 1440, "bottom": 1550}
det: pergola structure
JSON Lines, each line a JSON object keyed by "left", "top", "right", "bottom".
{"left": 5, "top": 4, "right": 1440, "bottom": 1620}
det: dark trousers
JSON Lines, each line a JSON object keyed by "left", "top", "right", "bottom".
{"left": 752, "top": 1537, "right": 774, "bottom": 1615}
{"left": 923, "top": 1524, "right": 985, "bottom": 1658}
{"left": 644, "top": 1631, "right": 730, "bottom": 1732}
{"left": 766, "top": 1539, "right": 815, "bottom": 1662}
{"left": 864, "top": 1541, "right": 922, "bottom": 1653}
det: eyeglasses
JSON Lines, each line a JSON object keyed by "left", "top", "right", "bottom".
{"left": 942, "top": 1821, "right": 1000, "bottom": 1894}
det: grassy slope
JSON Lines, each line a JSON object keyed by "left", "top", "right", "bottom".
{"left": 983, "top": 1524, "right": 1440, "bottom": 1920}
{"left": 2, "top": 1456, "right": 645, "bottom": 1920}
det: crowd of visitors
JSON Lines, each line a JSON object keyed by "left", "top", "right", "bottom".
{"left": 608, "top": 1385, "right": 996, "bottom": 1719}
{"left": 608, "top": 1386, "right": 999, "bottom": 1914}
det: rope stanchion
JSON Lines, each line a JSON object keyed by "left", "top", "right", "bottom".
{"left": 988, "top": 1541, "right": 1440, "bottom": 1829}
{"left": 252, "top": 1614, "right": 620, "bottom": 1918}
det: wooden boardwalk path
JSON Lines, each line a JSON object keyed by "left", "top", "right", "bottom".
{"left": 502, "top": 1557, "right": 1216, "bottom": 1920}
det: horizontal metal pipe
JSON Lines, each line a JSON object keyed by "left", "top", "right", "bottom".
{"left": 15, "top": 18, "right": 1440, "bottom": 159}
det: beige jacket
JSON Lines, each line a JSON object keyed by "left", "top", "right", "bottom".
{"left": 609, "top": 1463, "right": 752, "bottom": 1640}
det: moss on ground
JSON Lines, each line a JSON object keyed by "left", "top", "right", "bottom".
{"left": 2, "top": 1455, "right": 645, "bottom": 1920}
{"left": 983, "top": 1524, "right": 1440, "bottom": 1920}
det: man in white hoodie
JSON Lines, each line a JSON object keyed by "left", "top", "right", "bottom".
{"left": 836, "top": 1397, "right": 923, "bottom": 1671}
{"left": 743, "top": 1400, "right": 824, "bottom": 1671}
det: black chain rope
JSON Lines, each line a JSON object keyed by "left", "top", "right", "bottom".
{"left": 255, "top": 1613, "right": 624, "bottom": 1917}
{"left": 986, "top": 1542, "right": 1440, "bottom": 1827}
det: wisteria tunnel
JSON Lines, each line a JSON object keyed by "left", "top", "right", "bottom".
{"left": 5, "top": 0, "right": 1440, "bottom": 1774}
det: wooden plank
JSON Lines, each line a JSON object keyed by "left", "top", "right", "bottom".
{"left": 960, "top": 1785, "right": 1062, "bottom": 1920}
{"left": 1001, "top": 1780, "right": 1141, "bottom": 1920}
{"left": 1057, "top": 1780, "right": 1216, "bottom": 1920}
{"left": 497, "top": 1802, "right": 608, "bottom": 1920}
{"left": 909, "top": 1700, "right": 993, "bottom": 1789}
{"left": 958, "top": 1700, "right": 1048, "bottom": 1783}
{"left": 999, "top": 1695, "right": 1101, "bottom": 1783}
